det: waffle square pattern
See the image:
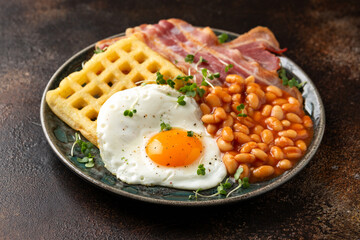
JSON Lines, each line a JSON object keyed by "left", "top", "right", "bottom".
{"left": 46, "top": 35, "right": 184, "bottom": 146}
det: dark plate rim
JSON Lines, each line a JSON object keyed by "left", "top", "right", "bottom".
{"left": 40, "top": 28, "right": 325, "bottom": 206}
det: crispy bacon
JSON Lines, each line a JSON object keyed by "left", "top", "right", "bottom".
{"left": 97, "top": 19, "right": 302, "bottom": 102}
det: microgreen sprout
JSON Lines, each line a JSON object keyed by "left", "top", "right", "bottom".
{"left": 197, "top": 164, "right": 206, "bottom": 175}
{"left": 226, "top": 167, "right": 250, "bottom": 198}
{"left": 124, "top": 109, "right": 137, "bottom": 117}
{"left": 218, "top": 33, "right": 229, "bottom": 43}
{"left": 236, "top": 103, "right": 247, "bottom": 117}
{"left": 94, "top": 47, "right": 106, "bottom": 54}
{"left": 177, "top": 96, "right": 186, "bottom": 106}
{"left": 71, "top": 133, "right": 95, "bottom": 168}
{"left": 225, "top": 64, "right": 233, "bottom": 72}
{"left": 185, "top": 54, "right": 195, "bottom": 63}
{"left": 160, "top": 122, "right": 172, "bottom": 131}
{"left": 278, "top": 68, "right": 306, "bottom": 89}
{"left": 187, "top": 131, "right": 194, "bottom": 137}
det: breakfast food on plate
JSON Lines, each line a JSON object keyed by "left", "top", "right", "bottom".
{"left": 97, "top": 84, "right": 226, "bottom": 190}
{"left": 47, "top": 19, "right": 314, "bottom": 194}
{"left": 46, "top": 36, "right": 183, "bottom": 146}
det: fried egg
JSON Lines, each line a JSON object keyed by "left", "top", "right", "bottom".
{"left": 97, "top": 84, "right": 226, "bottom": 190}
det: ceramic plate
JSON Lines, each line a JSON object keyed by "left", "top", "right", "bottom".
{"left": 40, "top": 29, "right": 325, "bottom": 206}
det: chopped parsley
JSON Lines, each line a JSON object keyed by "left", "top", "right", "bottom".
{"left": 160, "top": 122, "right": 172, "bottom": 131}
{"left": 278, "top": 68, "right": 306, "bottom": 89}
{"left": 225, "top": 64, "right": 233, "bottom": 72}
{"left": 71, "top": 133, "right": 95, "bottom": 168}
{"left": 124, "top": 109, "right": 137, "bottom": 117}
{"left": 177, "top": 95, "right": 186, "bottom": 106}
{"left": 218, "top": 33, "right": 229, "bottom": 43}
{"left": 236, "top": 103, "right": 247, "bottom": 117}
{"left": 187, "top": 131, "right": 194, "bottom": 137}
{"left": 185, "top": 54, "right": 195, "bottom": 63}
{"left": 197, "top": 164, "right": 206, "bottom": 175}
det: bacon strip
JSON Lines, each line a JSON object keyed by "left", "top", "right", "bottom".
{"left": 97, "top": 19, "right": 302, "bottom": 102}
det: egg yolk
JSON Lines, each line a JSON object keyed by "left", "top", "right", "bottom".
{"left": 145, "top": 129, "right": 203, "bottom": 167}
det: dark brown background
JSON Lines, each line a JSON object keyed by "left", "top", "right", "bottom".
{"left": 0, "top": 0, "right": 359, "bottom": 239}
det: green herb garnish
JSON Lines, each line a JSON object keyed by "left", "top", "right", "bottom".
{"left": 199, "top": 56, "right": 207, "bottom": 63}
{"left": 167, "top": 79, "right": 176, "bottom": 88}
{"left": 225, "top": 64, "right": 233, "bottom": 72}
{"left": 177, "top": 96, "right": 186, "bottom": 106}
{"left": 197, "top": 164, "right": 206, "bottom": 176}
{"left": 160, "top": 122, "right": 172, "bottom": 131}
{"left": 226, "top": 167, "right": 250, "bottom": 198}
{"left": 218, "top": 33, "right": 228, "bottom": 43}
{"left": 187, "top": 131, "right": 194, "bottom": 137}
{"left": 71, "top": 133, "right": 95, "bottom": 168}
{"left": 278, "top": 68, "right": 306, "bottom": 89}
{"left": 94, "top": 47, "right": 106, "bottom": 54}
{"left": 236, "top": 103, "right": 247, "bottom": 117}
{"left": 185, "top": 54, "right": 195, "bottom": 63}
{"left": 124, "top": 109, "right": 136, "bottom": 117}
{"left": 156, "top": 71, "right": 166, "bottom": 85}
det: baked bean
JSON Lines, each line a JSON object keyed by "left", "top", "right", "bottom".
{"left": 205, "top": 94, "right": 221, "bottom": 108}
{"left": 261, "top": 105, "right": 272, "bottom": 117}
{"left": 303, "top": 115, "right": 313, "bottom": 128}
{"left": 281, "top": 120, "right": 291, "bottom": 127}
{"left": 286, "top": 113, "right": 302, "bottom": 123}
{"left": 222, "top": 115, "right": 234, "bottom": 127}
{"left": 223, "top": 153, "right": 238, "bottom": 175}
{"left": 217, "top": 137, "right": 234, "bottom": 152}
{"left": 226, "top": 74, "right": 244, "bottom": 84}
{"left": 257, "top": 143, "right": 268, "bottom": 152}
{"left": 235, "top": 153, "right": 256, "bottom": 163}
{"left": 229, "top": 84, "right": 241, "bottom": 94}
{"left": 232, "top": 93, "right": 241, "bottom": 102}
{"left": 282, "top": 103, "right": 300, "bottom": 114}
{"left": 206, "top": 124, "right": 217, "bottom": 134}
{"left": 267, "top": 155, "right": 277, "bottom": 166}
{"left": 250, "top": 134, "right": 261, "bottom": 143}
{"left": 247, "top": 107, "right": 254, "bottom": 117}
{"left": 272, "top": 98, "right": 288, "bottom": 105}
{"left": 253, "top": 111, "right": 262, "bottom": 122}
{"left": 223, "top": 103, "right": 231, "bottom": 113}
{"left": 201, "top": 114, "right": 216, "bottom": 124}
{"left": 261, "top": 129, "right": 274, "bottom": 144}
{"left": 296, "top": 129, "right": 309, "bottom": 139}
{"left": 240, "top": 117, "right": 256, "bottom": 128}
{"left": 245, "top": 75, "right": 255, "bottom": 84}
{"left": 288, "top": 97, "right": 300, "bottom": 106}
{"left": 265, "top": 92, "right": 277, "bottom": 102}
{"left": 271, "top": 105, "right": 284, "bottom": 120}
{"left": 270, "top": 146, "right": 285, "bottom": 160}
{"left": 200, "top": 103, "right": 211, "bottom": 114}
{"left": 275, "top": 136, "right": 294, "bottom": 147}
{"left": 214, "top": 107, "right": 227, "bottom": 121}
{"left": 278, "top": 129, "right": 297, "bottom": 138}
{"left": 253, "top": 165, "right": 274, "bottom": 178}
{"left": 234, "top": 132, "right": 252, "bottom": 144}
{"left": 296, "top": 140, "right": 307, "bottom": 152}
{"left": 251, "top": 148, "right": 268, "bottom": 161}
{"left": 283, "top": 146, "right": 302, "bottom": 159}
{"left": 291, "top": 123, "right": 304, "bottom": 130}
{"left": 246, "top": 85, "right": 258, "bottom": 95}
{"left": 238, "top": 164, "right": 250, "bottom": 178}
{"left": 255, "top": 88, "right": 265, "bottom": 98}
{"left": 240, "top": 142, "right": 257, "bottom": 153}
{"left": 253, "top": 125, "right": 264, "bottom": 135}
{"left": 233, "top": 123, "right": 250, "bottom": 134}
{"left": 266, "top": 85, "right": 283, "bottom": 97}
{"left": 214, "top": 87, "right": 232, "bottom": 102}
{"left": 222, "top": 127, "right": 234, "bottom": 142}
{"left": 265, "top": 117, "right": 283, "bottom": 131}
{"left": 277, "top": 159, "right": 293, "bottom": 170}
{"left": 246, "top": 93, "right": 260, "bottom": 109}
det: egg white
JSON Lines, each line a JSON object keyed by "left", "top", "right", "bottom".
{"left": 97, "top": 84, "right": 226, "bottom": 190}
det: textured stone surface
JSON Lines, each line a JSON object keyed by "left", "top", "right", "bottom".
{"left": 0, "top": 0, "right": 359, "bottom": 239}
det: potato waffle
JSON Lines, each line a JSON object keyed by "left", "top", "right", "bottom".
{"left": 46, "top": 35, "right": 184, "bottom": 146}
